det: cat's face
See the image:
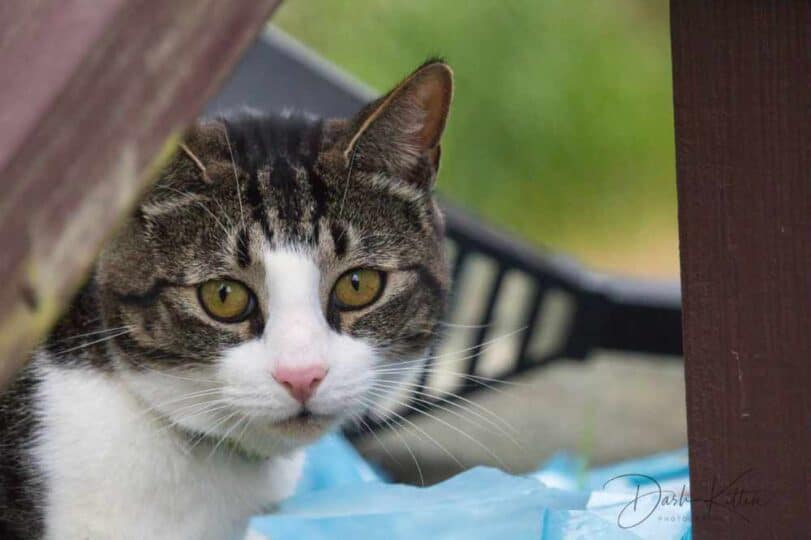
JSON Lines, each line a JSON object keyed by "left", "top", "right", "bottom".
{"left": 95, "top": 62, "right": 452, "bottom": 456}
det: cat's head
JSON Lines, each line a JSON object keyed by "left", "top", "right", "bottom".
{"left": 95, "top": 61, "right": 453, "bottom": 456}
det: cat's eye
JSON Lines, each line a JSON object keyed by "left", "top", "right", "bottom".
{"left": 198, "top": 279, "right": 256, "bottom": 323}
{"left": 332, "top": 269, "right": 385, "bottom": 310}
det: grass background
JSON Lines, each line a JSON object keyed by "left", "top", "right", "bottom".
{"left": 274, "top": 1, "right": 677, "bottom": 277}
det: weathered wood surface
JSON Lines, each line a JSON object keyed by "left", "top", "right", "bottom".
{"left": 0, "top": 0, "right": 282, "bottom": 388}
{"left": 672, "top": 1, "right": 811, "bottom": 537}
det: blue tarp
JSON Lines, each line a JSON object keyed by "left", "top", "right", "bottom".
{"left": 251, "top": 435, "right": 692, "bottom": 539}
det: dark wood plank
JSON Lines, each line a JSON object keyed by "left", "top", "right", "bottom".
{"left": 0, "top": 0, "right": 282, "bottom": 387}
{"left": 671, "top": 1, "right": 811, "bottom": 537}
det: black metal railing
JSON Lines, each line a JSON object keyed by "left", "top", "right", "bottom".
{"left": 207, "top": 28, "right": 683, "bottom": 435}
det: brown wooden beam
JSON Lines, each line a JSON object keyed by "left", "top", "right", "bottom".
{"left": 0, "top": 1, "right": 282, "bottom": 388}
{"left": 671, "top": 1, "right": 811, "bottom": 537}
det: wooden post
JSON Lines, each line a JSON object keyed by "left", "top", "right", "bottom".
{"left": 0, "top": 1, "right": 282, "bottom": 388}
{"left": 671, "top": 1, "right": 811, "bottom": 537}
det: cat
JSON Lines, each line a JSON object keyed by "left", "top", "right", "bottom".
{"left": 0, "top": 60, "right": 452, "bottom": 540}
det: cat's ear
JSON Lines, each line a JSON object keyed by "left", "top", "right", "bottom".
{"left": 344, "top": 60, "right": 453, "bottom": 188}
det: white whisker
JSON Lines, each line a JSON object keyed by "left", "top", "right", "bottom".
{"left": 158, "top": 185, "right": 232, "bottom": 239}
{"left": 51, "top": 329, "right": 131, "bottom": 356}
{"left": 222, "top": 126, "right": 247, "bottom": 234}
{"left": 365, "top": 387, "right": 508, "bottom": 470}
{"left": 371, "top": 378, "right": 521, "bottom": 442}
{"left": 49, "top": 326, "right": 134, "bottom": 344}
{"left": 357, "top": 396, "right": 439, "bottom": 485}
{"left": 207, "top": 411, "right": 246, "bottom": 460}
{"left": 360, "top": 394, "right": 465, "bottom": 472}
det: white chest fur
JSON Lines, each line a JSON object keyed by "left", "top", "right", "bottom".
{"left": 33, "top": 361, "right": 302, "bottom": 540}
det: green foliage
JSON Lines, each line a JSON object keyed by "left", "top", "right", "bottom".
{"left": 274, "top": 1, "right": 676, "bottom": 273}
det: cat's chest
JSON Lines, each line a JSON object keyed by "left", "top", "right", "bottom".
{"left": 32, "top": 358, "right": 302, "bottom": 540}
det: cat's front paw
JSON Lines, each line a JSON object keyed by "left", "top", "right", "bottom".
{"left": 244, "top": 530, "right": 269, "bottom": 540}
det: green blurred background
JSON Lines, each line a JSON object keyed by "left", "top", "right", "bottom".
{"left": 273, "top": 0, "right": 677, "bottom": 278}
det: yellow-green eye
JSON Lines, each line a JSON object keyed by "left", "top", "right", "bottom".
{"left": 198, "top": 279, "right": 255, "bottom": 323}
{"left": 333, "top": 269, "right": 385, "bottom": 310}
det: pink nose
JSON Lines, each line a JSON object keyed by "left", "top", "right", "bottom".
{"left": 272, "top": 365, "right": 327, "bottom": 403}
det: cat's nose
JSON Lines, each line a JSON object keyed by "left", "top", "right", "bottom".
{"left": 272, "top": 364, "right": 327, "bottom": 403}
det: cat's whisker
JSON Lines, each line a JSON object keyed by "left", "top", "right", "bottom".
{"left": 374, "top": 326, "right": 528, "bottom": 371}
{"left": 230, "top": 415, "right": 254, "bottom": 461}
{"left": 194, "top": 200, "right": 233, "bottom": 239}
{"left": 50, "top": 329, "right": 132, "bottom": 356}
{"left": 142, "top": 385, "right": 223, "bottom": 403}
{"left": 184, "top": 408, "right": 242, "bottom": 455}
{"left": 371, "top": 388, "right": 523, "bottom": 455}
{"left": 371, "top": 377, "right": 521, "bottom": 438}
{"left": 129, "top": 388, "right": 226, "bottom": 423}
{"left": 374, "top": 356, "right": 508, "bottom": 379}
{"left": 211, "top": 196, "right": 236, "bottom": 230}
{"left": 351, "top": 410, "right": 402, "bottom": 467}
{"left": 437, "top": 321, "right": 495, "bottom": 329}
{"left": 361, "top": 394, "right": 465, "bottom": 477}
{"left": 365, "top": 387, "right": 508, "bottom": 471}
{"left": 149, "top": 407, "right": 234, "bottom": 442}
{"left": 48, "top": 325, "right": 135, "bottom": 345}
{"left": 133, "top": 364, "right": 221, "bottom": 385}
{"left": 138, "top": 399, "right": 235, "bottom": 443}
{"left": 150, "top": 394, "right": 230, "bottom": 419}
{"left": 157, "top": 185, "right": 233, "bottom": 239}
{"left": 353, "top": 232, "right": 416, "bottom": 242}
{"left": 222, "top": 125, "right": 248, "bottom": 234}
{"left": 374, "top": 362, "right": 516, "bottom": 385}
{"left": 207, "top": 410, "right": 246, "bottom": 461}
{"left": 384, "top": 418, "right": 426, "bottom": 486}
{"left": 374, "top": 366, "right": 525, "bottom": 389}
{"left": 137, "top": 406, "right": 229, "bottom": 440}
{"left": 377, "top": 328, "right": 449, "bottom": 346}
{"left": 169, "top": 398, "right": 234, "bottom": 422}
{"left": 371, "top": 385, "right": 523, "bottom": 450}
{"left": 221, "top": 416, "right": 247, "bottom": 462}
{"left": 335, "top": 144, "right": 358, "bottom": 237}
{"left": 373, "top": 372, "right": 516, "bottom": 404}
{"left": 356, "top": 395, "right": 433, "bottom": 485}
{"left": 423, "top": 326, "right": 527, "bottom": 359}
{"left": 371, "top": 383, "right": 512, "bottom": 444}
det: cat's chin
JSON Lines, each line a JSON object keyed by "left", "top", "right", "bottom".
{"left": 270, "top": 412, "right": 336, "bottom": 440}
{"left": 233, "top": 411, "right": 339, "bottom": 456}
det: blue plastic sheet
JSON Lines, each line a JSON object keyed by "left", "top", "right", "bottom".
{"left": 250, "top": 435, "right": 692, "bottom": 539}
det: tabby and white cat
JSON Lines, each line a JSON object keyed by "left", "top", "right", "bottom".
{"left": 0, "top": 61, "right": 452, "bottom": 540}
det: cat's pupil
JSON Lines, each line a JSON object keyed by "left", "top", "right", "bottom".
{"left": 218, "top": 285, "right": 229, "bottom": 303}
{"left": 351, "top": 274, "right": 360, "bottom": 291}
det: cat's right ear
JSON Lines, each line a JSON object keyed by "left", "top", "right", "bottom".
{"left": 343, "top": 60, "right": 453, "bottom": 189}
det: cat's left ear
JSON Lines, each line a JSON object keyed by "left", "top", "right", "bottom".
{"left": 344, "top": 60, "right": 453, "bottom": 188}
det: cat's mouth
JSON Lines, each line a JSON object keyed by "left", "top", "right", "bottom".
{"left": 193, "top": 409, "right": 336, "bottom": 460}
{"left": 272, "top": 409, "right": 335, "bottom": 437}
